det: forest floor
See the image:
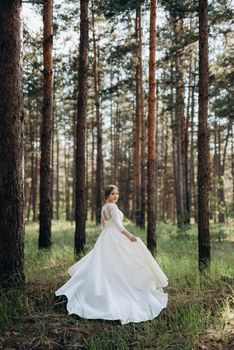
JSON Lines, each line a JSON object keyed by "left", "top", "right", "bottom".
{"left": 0, "top": 218, "right": 233, "bottom": 350}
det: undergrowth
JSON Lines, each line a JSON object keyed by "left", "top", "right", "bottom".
{"left": 0, "top": 218, "right": 233, "bottom": 349}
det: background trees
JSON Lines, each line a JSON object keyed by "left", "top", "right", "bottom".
{"left": 20, "top": 0, "right": 233, "bottom": 242}
{"left": 0, "top": 0, "right": 233, "bottom": 283}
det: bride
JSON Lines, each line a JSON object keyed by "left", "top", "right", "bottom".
{"left": 55, "top": 184, "right": 168, "bottom": 325}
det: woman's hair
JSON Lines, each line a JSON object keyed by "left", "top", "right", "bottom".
{"left": 104, "top": 184, "right": 119, "bottom": 199}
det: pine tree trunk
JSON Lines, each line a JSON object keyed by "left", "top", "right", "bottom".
{"left": 147, "top": 0, "right": 157, "bottom": 256}
{"left": 190, "top": 57, "right": 197, "bottom": 222}
{"left": 171, "top": 58, "right": 184, "bottom": 228}
{"left": 198, "top": 0, "right": 210, "bottom": 272}
{"left": 33, "top": 107, "right": 39, "bottom": 222}
{"left": 39, "top": 0, "right": 53, "bottom": 248}
{"left": 91, "top": 116, "right": 95, "bottom": 221}
{"left": 155, "top": 81, "right": 160, "bottom": 222}
{"left": 75, "top": 0, "right": 89, "bottom": 255}
{"left": 64, "top": 132, "right": 70, "bottom": 221}
{"left": 139, "top": 4, "right": 146, "bottom": 228}
{"left": 174, "top": 19, "right": 189, "bottom": 227}
{"left": 92, "top": 7, "right": 103, "bottom": 224}
{"left": 134, "top": 1, "right": 142, "bottom": 226}
{"left": 114, "top": 102, "right": 120, "bottom": 184}
{"left": 213, "top": 119, "right": 219, "bottom": 223}
{"left": 72, "top": 93, "right": 77, "bottom": 221}
{"left": 56, "top": 114, "right": 59, "bottom": 220}
{"left": 51, "top": 81, "right": 56, "bottom": 220}
{"left": 86, "top": 125, "right": 89, "bottom": 219}
{"left": 217, "top": 122, "right": 224, "bottom": 223}
{"left": 185, "top": 51, "right": 192, "bottom": 223}
{"left": 218, "top": 120, "right": 231, "bottom": 222}
{"left": 0, "top": 0, "right": 24, "bottom": 286}
{"left": 162, "top": 115, "right": 169, "bottom": 220}
{"left": 29, "top": 118, "right": 35, "bottom": 221}
{"left": 231, "top": 126, "right": 234, "bottom": 213}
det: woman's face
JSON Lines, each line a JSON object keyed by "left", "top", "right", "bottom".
{"left": 107, "top": 189, "right": 119, "bottom": 203}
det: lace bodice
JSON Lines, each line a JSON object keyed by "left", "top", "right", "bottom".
{"left": 101, "top": 202, "right": 125, "bottom": 232}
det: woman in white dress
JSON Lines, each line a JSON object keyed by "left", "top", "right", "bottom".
{"left": 55, "top": 185, "right": 168, "bottom": 325}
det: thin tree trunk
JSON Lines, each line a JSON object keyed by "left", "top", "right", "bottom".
{"left": 217, "top": 121, "right": 224, "bottom": 223}
{"left": 75, "top": 0, "right": 89, "bottom": 255}
{"left": 29, "top": 117, "right": 35, "bottom": 221}
{"left": 213, "top": 118, "right": 219, "bottom": 223}
{"left": 51, "top": 77, "right": 56, "bottom": 220}
{"left": 171, "top": 58, "right": 184, "bottom": 227}
{"left": 0, "top": 0, "right": 24, "bottom": 286}
{"left": 34, "top": 109, "right": 39, "bottom": 221}
{"left": 186, "top": 51, "right": 192, "bottom": 223}
{"left": 64, "top": 131, "right": 70, "bottom": 221}
{"left": 114, "top": 102, "right": 120, "bottom": 184}
{"left": 56, "top": 114, "right": 59, "bottom": 220}
{"left": 72, "top": 92, "right": 77, "bottom": 221}
{"left": 190, "top": 57, "right": 197, "bottom": 223}
{"left": 139, "top": 3, "right": 145, "bottom": 228}
{"left": 162, "top": 114, "right": 169, "bottom": 220}
{"left": 92, "top": 6, "right": 103, "bottom": 224}
{"left": 39, "top": 0, "right": 53, "bottom": 248}
{"left": 155, "top": 78, "right": 159, "bottom": 221}
{"left": 174, "top": 19, "right": 188, "bottom": 227}
{"left": 91, "top": 116, "right": 96, "bottom": 221}
{"left": 134, "top": 1, "right": 142, "bottom": 226}
{"left": 218, "top": 120, "right": 232, "bottom": 222}
{"left": 147, "top": 0, "right": 157, "bottom": 256}
{"left": 231, "top": 125, "right": 234, "bottom": 213}
{"left": 198, "top": 0, "right": 210, "bottom": 272}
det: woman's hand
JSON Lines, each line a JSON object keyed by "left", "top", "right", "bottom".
{"left": 128, "top": 234, "right": 137, "bottom": 242}
{"left": 121, "top": 230, "right": 137, "bottom": 242}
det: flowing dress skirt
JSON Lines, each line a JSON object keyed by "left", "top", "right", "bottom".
{"left": 55, "top": 226, "right": 168, "bottom": 325}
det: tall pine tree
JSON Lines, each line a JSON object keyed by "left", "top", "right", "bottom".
{"left": 0, "top": 0, "right": 24, "bottom": 286}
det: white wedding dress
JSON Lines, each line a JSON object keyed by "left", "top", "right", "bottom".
{"left": 55, "top": 202, "right": 168, "bottom": 325}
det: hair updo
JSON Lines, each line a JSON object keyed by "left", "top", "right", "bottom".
{"left": 104, "top": 184, "right": 119, "bottom": 199}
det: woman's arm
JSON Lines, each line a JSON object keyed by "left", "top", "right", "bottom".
{"left": 111, "top": 205, "right": 137, "bottom": 242}
{"left": 120, "top": 229, "right": 137, "bottom": 242}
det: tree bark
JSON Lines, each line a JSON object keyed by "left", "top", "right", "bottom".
{"left": 218, "top": 120, "right": 231, "bottom": 222}
{"left": 174, "top": 19, "right": 189, "bottom": 227}
{"left": 91, "top": 115, "right": 96, "bottom": 221}
{"left": 134, "top": 1, "right": 142, "bottom": 226}
{"left": 72, "top": 90, "right": 77, "bottom": 221}
{"left": 198, "top": 0, "right": 210, "bottom": 272}
{"left": 231, "top": 126, "right": 234, "bottom": 214}
{"left": 147, "top": 0, "right": 157, "bottom": 256}
{"left": 64, "top": 131, "right": 70, "bottom": 221}
{"left": 39, "top": 0, "right": 53, "bottom": 248}
{"left": 33, "top": 106, "right": 39, "bottom": 222}
{"left": 92, "top": 6, "right": 103, "bottom": 224}
{"left": 0, "top": 0, "right": 24, "bottom": 286}
{"left": 162, "top": 114, "right": 169, "bottom": 221}
{"left": 75, "top": 0, "right": 89, "bottom": 255}
{"left": 139, "top": 3, "right": 146, "bottom": 228}
{"left": 190, "top": 57, "right": 197, "bottom": 222}
{"left": 55, "top": 112, "right": 59, "bottom": 220}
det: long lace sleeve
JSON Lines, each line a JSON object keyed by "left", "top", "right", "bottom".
{"left": 101, "top": 203, "right": 126, "bottom": 233}
{"left": 101, "top": 216, "right": 105, "bottom": 230}
{"left": 110, "top": 204, "right": 125, "bottom": 232}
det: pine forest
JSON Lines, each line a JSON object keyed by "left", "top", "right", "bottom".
{"left": 0, "top": 0, "right": 233, "bottom": 349}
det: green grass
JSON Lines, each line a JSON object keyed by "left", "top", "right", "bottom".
{"left": 0, "top": 218, "right": 233, "bottom": 349}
